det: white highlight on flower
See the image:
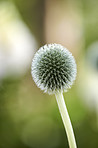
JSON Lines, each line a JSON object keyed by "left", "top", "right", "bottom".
{"left": 31, "top": 43, "right": 77, "bottom": 94}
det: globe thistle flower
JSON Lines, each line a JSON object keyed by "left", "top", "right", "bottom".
{"left": 31, "top": 43, "right": 77, "bottom": 148}
{"left": 31, "top": 43, "right": 77, "bottom": 94}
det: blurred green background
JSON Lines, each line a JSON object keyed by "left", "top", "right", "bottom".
{"left": 0, "top": 0, "right": 98, "bottom": 148}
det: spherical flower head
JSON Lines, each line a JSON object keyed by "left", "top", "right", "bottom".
{"left": 31, "top": 44, "right": 77, "bottom": 94}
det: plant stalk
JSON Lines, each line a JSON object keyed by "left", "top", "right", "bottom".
{"left": 55, "top": 91, "right": 77, "bottom": 148}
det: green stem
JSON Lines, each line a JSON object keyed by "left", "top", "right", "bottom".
{"left": 55, "top": 91, "right": 77, "bottom": 148}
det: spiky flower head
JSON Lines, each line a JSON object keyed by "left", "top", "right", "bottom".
{"left": 31, "top": 44, "right": 77, "bottom": 94}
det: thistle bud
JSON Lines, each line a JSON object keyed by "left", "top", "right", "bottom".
{"left": 31, "top": 44, "right": 77, "bottom": 94}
